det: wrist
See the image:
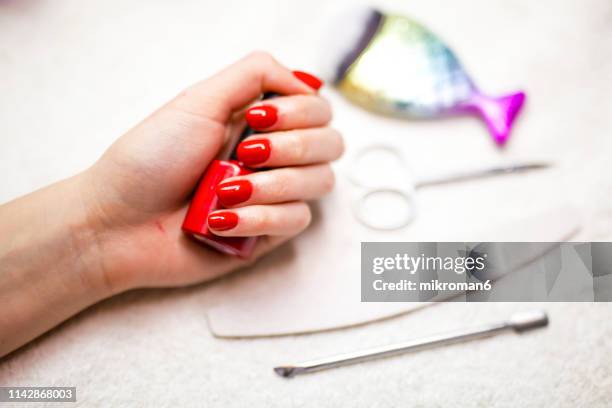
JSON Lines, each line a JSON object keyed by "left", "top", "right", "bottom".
{"left": 0, "top": 175, "right": 117, "bottom": 356}
{"left": 74, "top": 168, "right": 157, "bottom": 295}
{"left": 70, "top": 171, "right": 130, "bottom": 297}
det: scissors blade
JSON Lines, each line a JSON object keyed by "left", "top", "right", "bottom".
{"left": 415, "top": 162, "right": 551, "bottom": 188}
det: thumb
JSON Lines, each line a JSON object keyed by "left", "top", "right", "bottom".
{"left": 96, "top": 52, "right": 311, "bottom": 211}
{"left": 172, "top": 51, "right": 315, "bottom": 124}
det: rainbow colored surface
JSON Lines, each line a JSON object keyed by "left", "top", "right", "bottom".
{"left": 337, "top": 10, "right": 525, "bottom": 146}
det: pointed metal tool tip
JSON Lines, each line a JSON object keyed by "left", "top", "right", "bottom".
{"left": 524, "top": 162, "right": 552, "bottom": 170}
{"left": 274, "top": 366, "right": 297, "bottom": 378}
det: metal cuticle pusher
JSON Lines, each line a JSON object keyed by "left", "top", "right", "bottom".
{"left": 274, "top": 310, "right": 549, "bottom": 378}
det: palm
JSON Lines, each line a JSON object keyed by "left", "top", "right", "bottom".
{"left": 88, "top": 107, "right": 262, "bottom": 288}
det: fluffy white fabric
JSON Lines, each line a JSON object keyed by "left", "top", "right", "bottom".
{"left": 1, "top": 299, "right": 610, "bottom": 406}
{"left": 0, "top": 0, "right": 611, "bottom": 406}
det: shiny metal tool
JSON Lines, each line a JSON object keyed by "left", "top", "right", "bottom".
{"left": 349, "top": 144, "right": 551, "bottom": 230}
{"left": 274, "top": 310, "right": 548, "bottom": 378}
{"left": 414, "top": 162, "right": 550, "bottom": 187}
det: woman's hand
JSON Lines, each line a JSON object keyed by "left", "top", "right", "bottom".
{"left": 82, "top": 51, "right": 343, "bottom": 292}
{"left": 0, "top": 52, "right": 343, "bottom": 357}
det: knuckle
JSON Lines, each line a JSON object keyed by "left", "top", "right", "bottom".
{"left": 297, "top": 102, "right": 313, "bottom": 125}
{"left": 287, "top": 95, "right": 313, "bottom": 125}
{"left": 272, "top": 173, "right": 291, "bottom": 198}
{"left": 261, "top": 170, "right": 291, "bottom": 199}
{"left": 298, "top": 96, "right": 332, "bottom": 125}
{"left": 247, "top": 50, "right": 276, "bottom": 67}
{"left": 288, "top": 134, "right": 308, "bottom": 163}
{"left": 255, "top": 209, "right": 273, "bottom": 230}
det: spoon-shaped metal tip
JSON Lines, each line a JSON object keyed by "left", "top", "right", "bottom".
{"left": 508, "top": 309, "right": 549, "bottom": 332}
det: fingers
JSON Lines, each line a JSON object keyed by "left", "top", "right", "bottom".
{"left": 173, "top": 51, "right": 316, "bottom": 123}
{"left": 216, "top": 164, "right": 335, "bottom": 208}
{"left": 236, "top": 127, "right": 344, "bottom": 168}
{"left": 245, "top": 94, "right": 332, "bottom": 132}
{"left": 208, "top": 202, "right": 311, "bottom": 237}
{"left": 156, "top": 210, "right": 297, "bottom": 286}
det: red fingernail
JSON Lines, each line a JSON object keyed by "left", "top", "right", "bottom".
{"left": 293, "top": 70, "right": 324, "bottom": 90}
{"left": 246, "top": 105, "right": 277, "bottom": 130}
{"left": 237, "top": 139, "right": 271, "bottom": 166}
{"left": 207, "top": 211, "right": 238, "bottom": 231}
{"left": 216, "top": 179, "right": 253, "bottom": 207}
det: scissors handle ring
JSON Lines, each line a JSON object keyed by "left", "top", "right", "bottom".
{"left": 353, "top": 187, "right": 417, "bottom": 231}
{"left": 348, "top": 144, "right": 410, "bottom": 189}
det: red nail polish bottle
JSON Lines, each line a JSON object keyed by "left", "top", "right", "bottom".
{"left": 182, "top": 94, "right": 275, "bottom": 257}
{"left": 182, "top": 159, "right": 255, "bottom": 257}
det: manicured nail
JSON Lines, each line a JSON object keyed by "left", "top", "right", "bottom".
{"left": 207, "top": 211, "right": 238, "bottom": 231}
{"left": 246, "top": 105, "right": 278, "bottom": 130}
{"left": 216, "top": 179, "right": 253, "bottom": 207}
{"left": 237, "top": 139, "right": 271, "bottom": 166}
{"left": 293, "top": 70, "right": 324, "bottom": 90}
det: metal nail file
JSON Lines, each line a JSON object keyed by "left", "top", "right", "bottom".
{"left": 274, "top": 310, "right": 548, "bottom": 378}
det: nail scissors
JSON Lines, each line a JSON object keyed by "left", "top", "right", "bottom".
{"left": 348, "top": 144, "right": 550, "bottom": 230}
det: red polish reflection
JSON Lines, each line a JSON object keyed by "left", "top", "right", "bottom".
{"left": 207, "top": 211, "right": 239, "bottom": 231}
{"left": 216, "top": 179, "right": 253, "bottom": 207}
{"left": 236, "top": 139, "right": 271, "bottom": 166}
{"left": 246, "top": 105, "right": 278, "bottom": 129}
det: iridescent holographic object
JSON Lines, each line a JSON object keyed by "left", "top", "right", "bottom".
{"left": 322, "top": 8, "right": 526, "bottom": 146}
